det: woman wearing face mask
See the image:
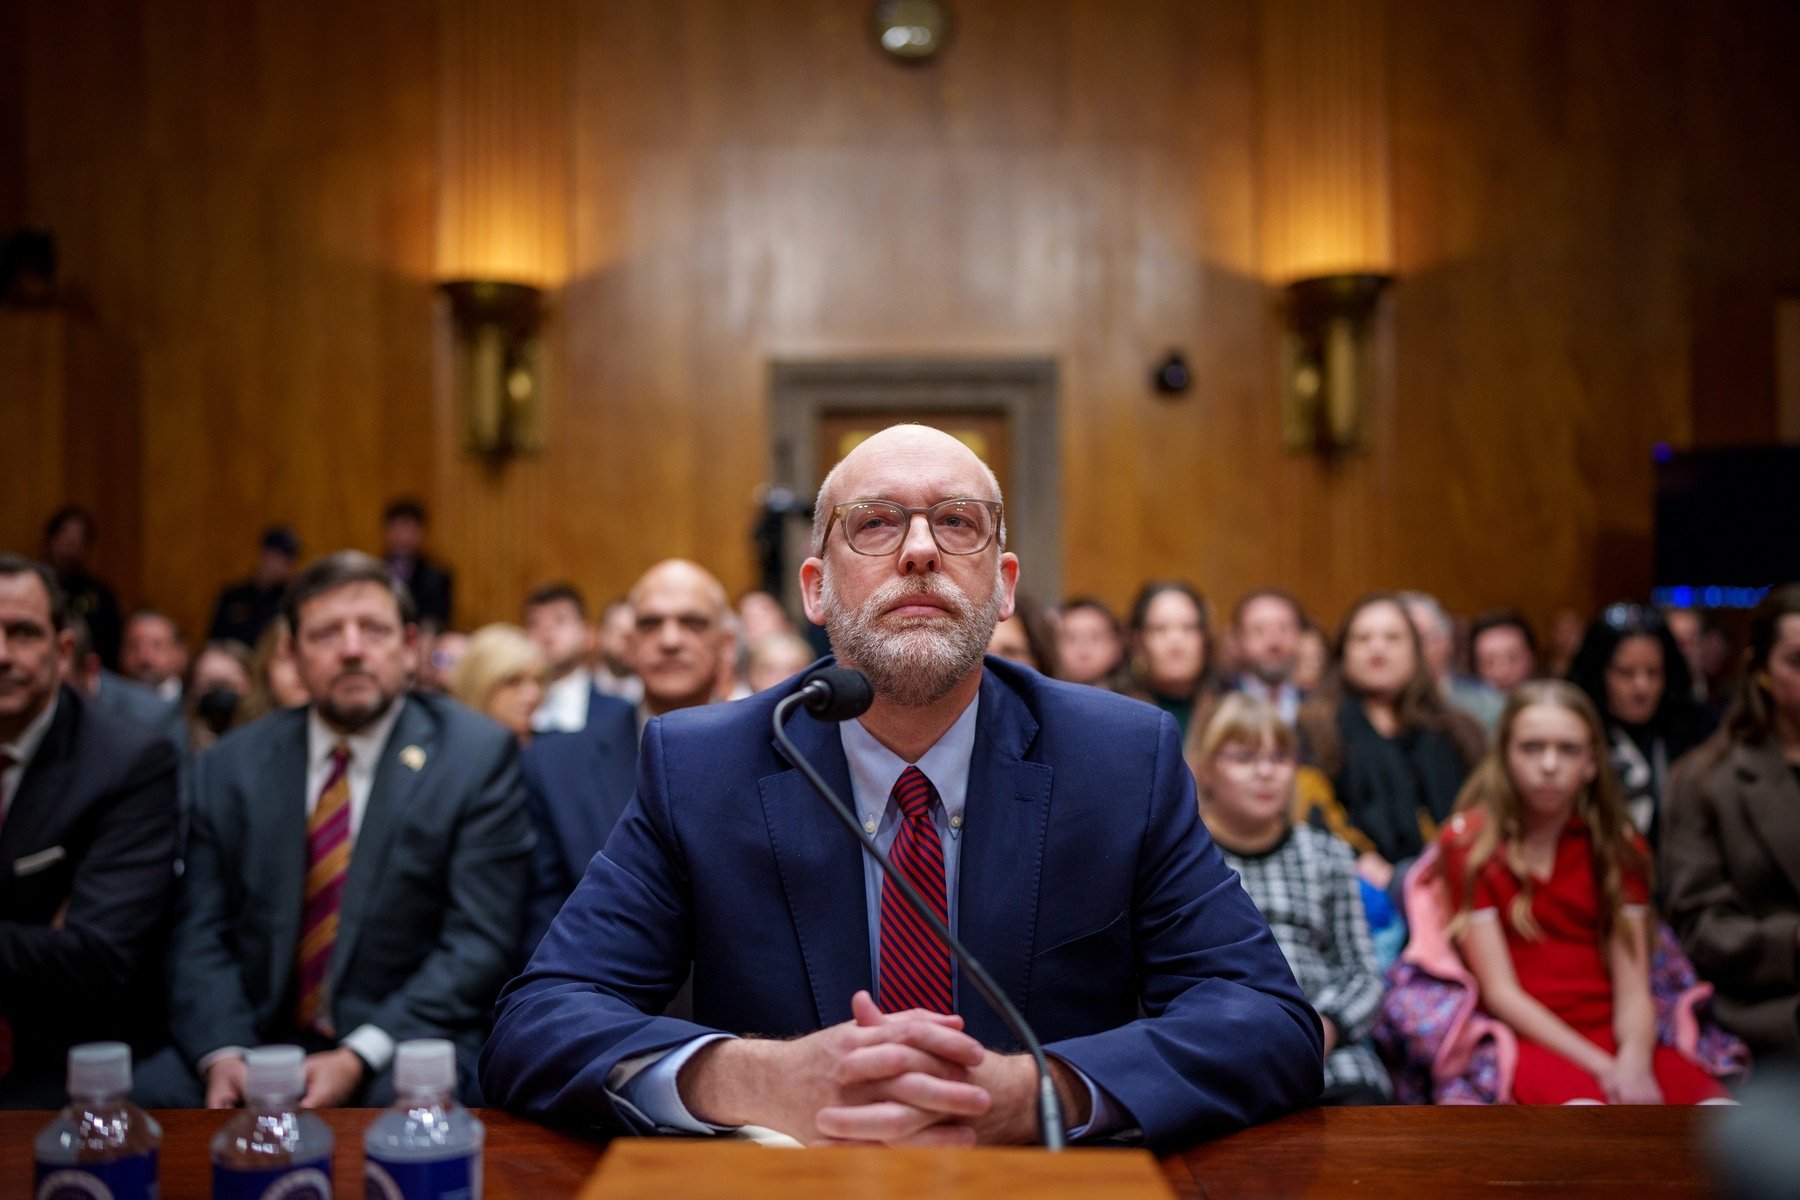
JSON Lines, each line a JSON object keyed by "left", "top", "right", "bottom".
{"left": 1566, "top": 604, "right": 1707, "bottom": 848}
{"left": 1125, "top": 580, "right": 1222, "bottom": 740}
{"left": 1661, "top": 584, "right": 1800, "bottom": 1060}
{"left": 1297, "top": 593, "right": 1486, "bottom": 905}
{"left": 185, "top": 639, "right": 255, "bottom": 753}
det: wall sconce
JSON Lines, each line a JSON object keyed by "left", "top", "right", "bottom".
{"left": 1280, "top": 273, "right": 1391, "bottom": 454}
{"left": 439, "top": 280, "right": 546, "bottom": 462}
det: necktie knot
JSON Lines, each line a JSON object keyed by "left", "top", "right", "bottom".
{"left": 892, "top": 766, "right": 935, "bottom": 821}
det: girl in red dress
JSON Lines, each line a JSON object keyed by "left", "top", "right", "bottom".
{"left": 1440, "top": 679, "right": 1727, "bottom": 1104}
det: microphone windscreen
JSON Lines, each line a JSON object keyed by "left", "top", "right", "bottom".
{"left": 800, "top": 667, "right": 875, "bottom": 721}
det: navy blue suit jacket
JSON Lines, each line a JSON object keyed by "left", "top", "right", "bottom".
{"left": 481, "top": 659, "right": 1322, "bottom": 1148}
{"left": 519, "top": 688, "right": 640, "bottom": 953}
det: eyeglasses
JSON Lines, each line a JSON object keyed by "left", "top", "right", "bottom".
{"left": 822, "top": 498, "right": 1003, "bottom": 557}
{"left": 1214, "top": 747, "right": 1298, "bottom": 771}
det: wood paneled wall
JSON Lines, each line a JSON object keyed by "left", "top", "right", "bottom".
{"left": 6, "top": 0, "right": 1799, "bottom": 646}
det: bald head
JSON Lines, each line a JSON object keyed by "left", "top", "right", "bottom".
{"left": 811, "top": 425, "right": 1005, "bottom": 556}
{"left": 627, "top": 558, "right": 732, "bottom": 715}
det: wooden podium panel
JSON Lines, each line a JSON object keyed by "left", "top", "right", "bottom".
{"left": 579, "top": 1139, "right": 1176, "bottom": 1200}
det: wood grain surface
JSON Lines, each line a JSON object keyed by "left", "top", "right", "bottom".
{"left": 0, "top": 1105, "right": 1722, "bottom": 1200}
{"left": 6, "top": 1, "right": 1799, "bottom": 640}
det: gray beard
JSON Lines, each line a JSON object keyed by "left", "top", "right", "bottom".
{"left": 821, "top": 566, "right": 1005, "bottom": 709}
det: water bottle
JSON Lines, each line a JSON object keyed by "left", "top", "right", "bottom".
{"left": 364, "top": 1040, "right": 484, "bottom": 1200}
{"left": 33, "top": 1042, "right": 162, "bottom": 1200}
{"left": 210, "top": 1045, "right": 335, "bottom": 1199}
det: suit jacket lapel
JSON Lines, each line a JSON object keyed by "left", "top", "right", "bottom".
{"left": 261, "top": 712, "right": 311, "bottom": 1009}
{"left": 0, "top": 690, "right": 78, "bottom": 866}
{"left": 332, "top": 696, "right": 435, "bottom": 989}
{"left": 1735, "top": 742, "right": 1800, "bottom": 899}
{"left": 955, "top": 668, "right": 1051, "bottom": 1050}
{"left": 760, "top": 708, "right": 872, "bottom": 1029}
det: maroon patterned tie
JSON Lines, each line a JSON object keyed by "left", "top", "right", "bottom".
{"left": 878, "top": 766, "right": 953, "bottom": 1014}
{"left": 296, "top": 743, "right": 352, "bottom": 1035}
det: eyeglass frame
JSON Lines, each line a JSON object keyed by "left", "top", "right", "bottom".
{"left": 819, "top": 497, "right": 1005, "bottom": 557}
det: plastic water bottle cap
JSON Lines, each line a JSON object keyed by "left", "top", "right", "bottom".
{"left": 393, "top": 1039, "right": 456, "bottom": 1096}
{"left": 244, "top": 1045, "right": 306, "bottom": 1099}
{"left": 67, "top": 1042, "right": 132, "bottom": 1098}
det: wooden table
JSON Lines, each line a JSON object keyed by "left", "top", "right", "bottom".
{"left": 0, "top": 1105, "right": 1722, "bottom": 1200}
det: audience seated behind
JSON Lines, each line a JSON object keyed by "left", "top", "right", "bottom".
{"left": 183, "top": 640, "right": 255, "bottom": 757}
{"left": 1469, "top": 609, "right": 1539, "bottom": 699}
{"left": 453, "top": 624, "right": 548, "bottom": 746}
{"left": 381, "top": 497, "right": 454, "bottom": 633}
{"left": 42, "top": 506, "right": 124, "bottom": 674}
{"left": 1402, "top": 592, "right": 1506, "bottom": 736}
{"left": 16, "top": 491, "right": 1796, "bottom": 1119}
{"left": 1053, "top": 595, "right": 1127, "bottom": 691}
{"left": 0, "top": 555, "right": 182, "bottom": 1109}
{"left": 208, "top": 526, "right": 300, "bottom": 652}
{"left": 517, "top": 558, "right": 729, "bottom": 959}
{"left": 523, "top": 582, "right": 596, "bottom": 736}
{"left": 1125, "top": 580, "right": 1225, "bottom": 741}
{"left": 984, "top": 590, "right": 1058, "bottom": 677}
{"left": 120, "top": 608, "right": 188, "bottom": 703}
{"left": 1227, "top": 589, "right": 1309, "bottom": 726}
{"left": 1190, "top": 694, "right": 1392, "bottom": 1106}
{"left": 159, "top": 550, "right": 532, "bottom": 1109}
{"left": 1428, "top": 680, "right": 1741, "bottom": 1105}
{"left": 237, "top": 617, "right": 309, "bottom": 724}
{"left": 1661, "top": 584, "right": 1800, "bottom": 1060}
{"left": 1297, "top": 592, "right": 1486, "bottom": 910}
{"left": 1567, "top": 604, "right": 1711, "bottom": 849}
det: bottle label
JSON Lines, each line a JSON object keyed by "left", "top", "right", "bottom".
{"left": 34, "top": 1151, "right": 160, "bottom": 1200}
{"left": 212, "top": 1158, "right": 333, "bottom": 1200}
{"left": 364, "top": 1152, "right": 481, "bottom": 1200}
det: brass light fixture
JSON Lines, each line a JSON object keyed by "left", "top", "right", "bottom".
{"left": 439, "top": 280, "right": 546, "bottom": 462}
{"left": 1280, "top": 273, "right": 1391, "bottom": 454}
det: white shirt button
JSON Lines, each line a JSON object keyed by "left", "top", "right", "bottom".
{"left": 949, "top": 813, "right": 963, "bottom": 830}
{"left": 864, "top": 819, "right": 878, "bottom": 834}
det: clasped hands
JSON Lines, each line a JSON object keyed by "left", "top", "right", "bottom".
{"left": 678, "top": 989, "right": 1087, "bottom": 1146}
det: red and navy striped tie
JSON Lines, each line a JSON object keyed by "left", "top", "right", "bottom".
{"left": 878, "top": 766, "right": 953, "bottom": 1014}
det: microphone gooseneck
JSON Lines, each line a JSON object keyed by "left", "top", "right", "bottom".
{"left": 772, "top": 669, "right": 1068, "bottom": 1151}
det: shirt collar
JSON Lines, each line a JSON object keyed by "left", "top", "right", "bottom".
{"left": 2, "top": 687, "right": 61, "bottom": 774}
{"left": 307, "top": 694, "right": 407, "bottom": 773}
{"left": 840, "top": 690, "right": 980, "bottom": 826}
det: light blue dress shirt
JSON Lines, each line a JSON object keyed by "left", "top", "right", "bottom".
{"left": 611, "top": 692, "right": 1119, "bottom": 1138}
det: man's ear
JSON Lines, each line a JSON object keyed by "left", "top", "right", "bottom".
{"left": 996, "top": 552, "right": 1021, "bottom": 623}
{"left": 799, "top": 557, "right": 827, "bottom": 626}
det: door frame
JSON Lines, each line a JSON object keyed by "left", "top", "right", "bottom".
{"left": 767, "top": 357, "right": 1062, "bottom": 608}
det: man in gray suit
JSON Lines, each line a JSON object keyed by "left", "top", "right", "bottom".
{"left": 166, "top": 551, "right": 533, "bottom": 1107}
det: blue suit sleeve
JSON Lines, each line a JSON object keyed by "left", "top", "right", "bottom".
{"left": 480, "top": 718, "right": 723, "bottom": 1132}
{"left": 1043, "top": 713, "right": 1325, "bottom": 1148}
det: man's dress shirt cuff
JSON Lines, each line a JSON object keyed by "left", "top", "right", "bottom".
{"left": 341, "top": 1024, "right": 396, "bottom": 1074}
{"left": 610, "top": 1034, "right": 738, "bottom": 1134}
{"left": 197, "top": 1046, "right": 249, "bottom": 1075}
{"left": 1056, "top": 1055, "right": 1134, "bottom": 1141}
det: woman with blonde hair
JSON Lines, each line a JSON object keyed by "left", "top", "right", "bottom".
{"left": 1438, "top": 679, "right": 1726, "bottom": 1104}
{"left": 1188, "top": 693, "right": 1392, "bottom": 1104}
{"left": 451, "top": 623, "right": 548, "bottom": 745}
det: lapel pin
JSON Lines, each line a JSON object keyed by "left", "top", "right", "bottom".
{"left": 400, "top": 745, "right": 426, "bottom": 772}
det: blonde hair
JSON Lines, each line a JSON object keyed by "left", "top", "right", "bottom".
{"left": 1186, "top": 691, "right": 1301, "bottom": 819}
{"left": 1447, "top": 679, "right": 1646, "bottom": 948}
{"left": 451, "top": 624, "right": 547, "bottom": 715}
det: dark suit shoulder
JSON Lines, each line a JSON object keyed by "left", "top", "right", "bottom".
{"left": 414, "top": 691, "right": 516, "bottom": 758}
{"left": 55, "top": 686, "right": 180, "bottom": 789}
{"left": 983, "top": 656, "right": 1175, "bottom": 746}
{"left": 200, "top": 706, "right": 309, "bottom": 772}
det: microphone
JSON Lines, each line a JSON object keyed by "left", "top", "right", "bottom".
{"left": 772, "top": 666, "right": 1068, "bottom": 1151}
{"left": 793, "top": 666, "right": 875, "bottom": 722}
